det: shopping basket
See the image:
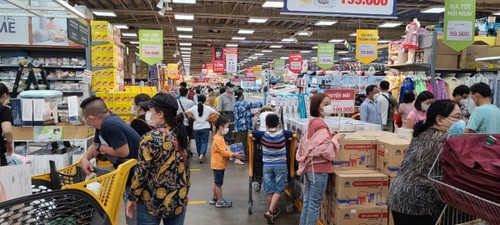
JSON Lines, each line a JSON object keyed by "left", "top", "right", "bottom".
{"left": 247, "top": 133, "right": 297, "bottom": 215}
{"left": 0, "top": 159, "right": 137, "bottom": 225}
{"left": 428, "top": 134, "right": 500, "bottom": 225}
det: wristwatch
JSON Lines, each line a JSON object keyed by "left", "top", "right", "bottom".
{"left": 95, "top": 143, "right": 101, "bottom": 152}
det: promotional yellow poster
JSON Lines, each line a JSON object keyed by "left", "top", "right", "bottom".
{"left": 356, "top": 29, "right": 378, "bottom": 64}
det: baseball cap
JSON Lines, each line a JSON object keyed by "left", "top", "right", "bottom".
{"left": 140, "top": 93, "right": 178, "bottom": 111}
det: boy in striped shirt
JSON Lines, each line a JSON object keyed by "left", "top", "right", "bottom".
{"left": 252, "top": 113, "right": 293, "bottom": 224}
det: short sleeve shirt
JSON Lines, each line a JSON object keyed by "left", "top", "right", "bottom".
{"left": 94, "top": 114, "right": 141, "bottom": 159}
{"left": 187, "top": 105, "right": 216, "bottom": 130}
{"left": 466, "top": 104, "right": 500, "bottom": 134}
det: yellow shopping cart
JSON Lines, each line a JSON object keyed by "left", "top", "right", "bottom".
{"left": 0, "top": 158, "right": 136, "bottom": 225}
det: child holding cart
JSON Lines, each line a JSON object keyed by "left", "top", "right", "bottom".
{"left": 252, "top": 114, "right": 294, "bottom": 224}
{"left": 210, "top": 117, "right": 242, "bottom": 208}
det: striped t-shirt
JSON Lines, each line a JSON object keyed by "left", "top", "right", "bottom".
{"left": 252, "top": 130, "right": 293, "bottom": 166}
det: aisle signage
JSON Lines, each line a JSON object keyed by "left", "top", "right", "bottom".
{"left": 213, "top": 48, "right": 225, "bottom": 73}
{"left": 283, "top": 0, "right": 396, "bottom": 18}
{"left": 324, "top": 89, "right": 356, "bottom": 113}
{"left": 67, "top": 19, "right": 89, "bottom": 46}
{"left": 289, "top": 53, "right": 302, "bottom": 74}
{"left": 225, "top": 48, "right": 238, "bottom": 73}
{"left": 253, "top": 65, "right": 263, "bottom": 80}
{"left": 317, "top": 43, "right": 335, "bottom": 70}
{"left": 0, "top": 16, "right": 29, "bottom": 45}
{"left": 167, "top": 63, "right": 179, "bottom": 80}
{"left": 139, "top": 29, "right": 163, "bottom": 65}
{"left": 355, "top": 29, "right": 378, "bottom": 64}
{"left": 273, "top": 59, "right": 286, "bottom": 76}
{"left": 241, "top": 77, "right": 256, "bottom": 87}
{"left": 443, "top": 0, "right": 476, "bottom": 51}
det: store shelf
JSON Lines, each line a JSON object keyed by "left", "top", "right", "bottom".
{"left": 92, "top": 66, "right": 124, "bottom": 71}
{"left": 0, "top": 64, "right": 86, "bottom": 69}
{"left": 386, "top": 63, "right": 431, "bottom": 71}
{"left": 435, "top": 68, "right": 499, "bottom": 73}
{"left": 0, "top": 77, "right": 83, "bottom": 81}
{"left": 437, "top": 35, "right": 498, "bottom": 46}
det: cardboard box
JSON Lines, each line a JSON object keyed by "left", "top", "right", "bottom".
{"left": 333, "top": 138, "right": 377, "bottom": 170}
{"left": 332, "top": 204, "right": 389, "bottom": 225}
{"left": 436, "top": 54, "right": 459, "bottom": 69}
{"left": 436, "top": 40, "right": 462, "bottom": 55}
{"left": 333, "top": 170, "right": 388, "bottom": 206}
{"left": 376, "top": 138, "right": 411, "bottom": 178}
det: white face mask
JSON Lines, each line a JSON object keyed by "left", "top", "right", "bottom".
{"left": 322, "top": 105, "right": 334, "bottom": 116}
{"left": 131, "top": 106, "right": 138, "bottom": 115}
{"left": 222, "top": 127, "right": 229, "bottom": 135}
{"left": 373, "top": 93, "right": 381, "bottom": 100}
{"left": 145, "top": 111, "right": 155, "bottom": 126}
{"left": 421, "top": 103, "right": 430, "bottom": 112}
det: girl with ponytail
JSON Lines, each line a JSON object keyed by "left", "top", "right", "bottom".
{"left": 185, "top": 94, "right": 219, "bottom": 163}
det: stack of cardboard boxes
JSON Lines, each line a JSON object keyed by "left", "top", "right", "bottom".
{"left": 319, "top": 131, "right": 411, "bottom": 225}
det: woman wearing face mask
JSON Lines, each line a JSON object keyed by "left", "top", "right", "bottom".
{"left": 126, "top": 93, "right": 190, "bottom": 225}
{"left": 406, "top": 91, "right": 434, "bottom": 129}
{"left": 296, "top": 93, "right": 344, "bottom": 225}
{"left": 130, "top": 94, "right": 152, "bottom": 137}
{"left": 388, "top": 100, "right": 463, "bottom": 225}
{"left": 0, "top": 83, "right": 13, "bottom": 166}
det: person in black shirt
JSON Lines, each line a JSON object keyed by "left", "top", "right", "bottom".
{"left": 0, "top": 83, "right": 13, "bottom": 166}
{"left": 130, "top": 94, "right": 152, "bottom": 137}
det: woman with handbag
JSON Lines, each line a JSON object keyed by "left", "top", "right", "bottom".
{"left": 185, "top": 95, "right": 219, "bottom": 163}
{"left": 296, "top": 93, "right": 345, "bottom": 225}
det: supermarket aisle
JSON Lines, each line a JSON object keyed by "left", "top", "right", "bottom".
{"left": 119, "top": 138, "right": 301, "bottom": 225}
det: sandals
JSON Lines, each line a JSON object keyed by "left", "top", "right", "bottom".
{"left": 264, "top": 210, "right": 275, "bottom": 224}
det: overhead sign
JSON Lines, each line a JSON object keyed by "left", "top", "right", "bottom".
{"left": 241, "top": 77, "right": 256, "bottom": 87}
{"left": 253, "top": 65, "right": 263, "bottom": 80}
{"left": 289, "top": 53, "right": 302, "bottom": 74}
{"left": 225, "top": 48, "right": 238, "bottom": 73}
{"left": 283, "top": 0, "right": 396, "bottom": 18}
{"left": 0, "top": 16, "right": 29, "bottom": 45}
{"left": 443, "top": 0, "right": 476, "bottom": 51}
{"left": 273, "top": 59, "right": 286, "bottom": 76}
{"left": 324, "top": 89, "right": 355, "bottom": 114}
{"left": 67, "top": 19, "right": 89, "bottom": 46}
{"left": 167, "top": 63, "right": 179, "bottom": 80}
{"left": 317, "top": 43, "right": 335, "bottom": 70}
{"left": 355, "top": 29, "right": 378, "bottom": 64}
{"left": 139, "top": 29, "right": 163, "bottom": 65}
{"left": 212, "top": 48, "right": 225, "bottom": 73}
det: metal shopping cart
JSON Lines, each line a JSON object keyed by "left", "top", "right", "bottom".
{"left": 0, "top": 159, "right": 137, "bottom": 225}
{"left": 247, "top": 133, "right": 297, "bottom": 215}
{"left": 428, "top": 134, "right": 500, "bottom": 225}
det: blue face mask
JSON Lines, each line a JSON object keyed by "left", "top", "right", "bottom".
{"left": 448, "top": 120, "right": 466, "bottom": 135}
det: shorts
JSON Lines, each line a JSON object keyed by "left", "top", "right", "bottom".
{"left": 213, "top": 169, "right": 225, "bottom": 186}
{"left": 263, "top": 165, "right": 288, "bottom": 195}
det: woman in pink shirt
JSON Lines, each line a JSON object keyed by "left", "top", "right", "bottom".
{"left": 407, "top": 91, "right": 434, "bottom": 129}
{"left": 398, "top": 91, "right": 416, "bottom": 128}
{"left": 296, "top": 93, "right": 344, "bottom": 225}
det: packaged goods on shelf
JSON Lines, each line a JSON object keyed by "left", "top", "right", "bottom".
{"left": 334, "top": 137, "right": 377, "bottom": 170}
{"left": 91, "top": 68, "right": 120, "bottom": 92}
{"left": 376, "top": 138, "right": 411, "bottom": 178}
{"left": 333, "top": 170, "right": 389, "bottom": 207}
{"left": 90, "top": 21, "right": 120, "bottom": 43}
{"left": 91, "top": 43, "right": 124, "bottom": 69}
{"left": 26, "top": 148, "right": 76, "bottom": 174}
{"left": 331, "top": 204, "right": 389, "bottom": 225}
{"left": 95, "top": 86, "right": 157, "bottom": 122}
{"left": 15, "top": 90, "right": 63, "bottom": 126}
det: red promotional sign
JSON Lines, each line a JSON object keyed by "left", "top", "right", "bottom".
{"left": 212, "top": 48, "right": 225, "bottom": 73}
{"left": 289, "top": 52, "right": 302, "bottom": 74}
{"left": 324, "top": 89, "right": 356, "bottom": 113}
{"left": 245, "top": 67, "right": 254, "bottom": 76}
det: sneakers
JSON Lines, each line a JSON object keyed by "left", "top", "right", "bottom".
{"left": 215, "top": 199, "right": 233, "bottom": 208}
{"left": 199, "top": 154, "right": 205, "bottom": 163}
{"left": 234, "top": 159, "right": 245, "bottom": 165}
{"left": 209, "top": 197, "right": 217, "bottom": 205}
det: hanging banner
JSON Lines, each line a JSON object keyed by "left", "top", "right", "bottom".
{"left": 212, "top": 48, "right": 225, "bottom": 73}
{"left": 139, "top": 29, "right": 163, "bottom": 65}
{"left": 355, "top": 29, "right": 378, "bottom": 64}
{"left": 246, "top": 67, "right": 254, "bottom": 76}
{"left": 324, "top": 89, "right": 356, "bottom": 113}
{"left": 225, "top": 48, "right": 238, "bottom": 73}
{"left": 253, "top": 65, "right": 263, "bottom": 80}
{"left": 0, "top": 16, "right": 29, "bottom": 45}
{"left": 241, "top": 77, "right": 256, "bottom": 88}
{"left": 443, "top": 0, "right": 476, "bottom": 51}
{"left": 317, "top": 43, "right": 335, "bottom": 70}
{"left": 283, "top": 0, "right": 396, "bottom": 18}
{"left": 167, "top": 63, "right": 179, "bottom": 80}
{"left": 289, "top": 53, "right": 303, "bottom": 74}
{"left": 202, "top": 63, "right": 217, "bottom": 79}
{"left": 273, "top": 59, "right": 286, "bottom": 76}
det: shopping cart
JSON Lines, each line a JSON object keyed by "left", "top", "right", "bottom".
{"left": 247, "top": 133, "right": 297, "bottom": 215}
{"left": 428, "top": 134, "right": 500, "bottom": 225}
{"left": 0, "top": 159, "right": 137, "bottom": 225}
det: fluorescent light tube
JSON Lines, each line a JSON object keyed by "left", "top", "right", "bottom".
{"left": 379, "top": 22, "right": 403, "bottom": 28}
{"left": 421, "top": 6, "right": 445, "bottom": 13}
{"left": 114, "top": 24, "right": 129, "bottom": 29}
{"left": 179, "top": 35, "right": 193, "bottom": 39}
{"left": 92, "top": 10, "right": 117, "bottom": 17}
{"left": 315, "top": 20, "right": 337, "bottom": 26}
{"left": 232, "top": 36, "right": 246, "bottom": 40}
{"left": 179, "top": 43, "right": 192, "bottom": 46}
{"left": 270, "top": 45, "right": 283, "bottom": 48}
{"left": 177, "top": 26, "right": 193, "bottom": 32}
{"left": 238, "top": 29, "right": 255, "bottom": 34}
{"left": 329, "top": 39, "right": 343, "bottom": 43}
{"left": 122, "top": 32, "right": 137, "bottom": 37}
{"left": 248, "top": 17, "right": 268, "bottom": 23}
{"left": 174, "top": 13, "right": 194, "bottom": 20}
{"left": 262, "top": 1, "right": 284, "bottom": 8}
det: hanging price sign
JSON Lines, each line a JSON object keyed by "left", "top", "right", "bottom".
{"left": 289, "top": 53, "right": 302, "bottom": 74}
{"left": 355, "top": 29, "right": 378, "bottom": 64}
{"left": 443, "top": 0, "right": 475, "bottom": 51}
{"left": 324, "top": 89, "right": 356, "bottom": 113}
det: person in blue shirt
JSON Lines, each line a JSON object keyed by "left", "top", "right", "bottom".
{"left": 234, "top": 90, "right": 263, "bottom": 165}
{"left": 465, "top": 82, "right": 500, "bottom": 134}
{"left": 360, "top": 85, "right": 382, "bottom": 126}
{"left": 252, "top": 114, "right": 293, "bottom": 224}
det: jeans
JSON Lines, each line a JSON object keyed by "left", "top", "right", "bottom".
{"left": 263, "top": 165, "right": 288, "bottom": 195}
{"left": 299, "top": 173, "right": 329, "bottom": 225}
{"left": 137, "top": 200, "right": 186, "bottom": 225}
{"left": 124, "top": 186, "right": 137, "bottom": 225}
{"left": 194, "top": 128, "right": 211, "bottom": 156}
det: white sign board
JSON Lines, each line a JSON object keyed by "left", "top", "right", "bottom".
{"left": 0, "top": 164, "right": 31, "bottom": 203}
{"left": 0, "top": 16, "right": 29, "bottom": 44}
{"left": 283, "top": 0, "right": 396, "bottom": 18}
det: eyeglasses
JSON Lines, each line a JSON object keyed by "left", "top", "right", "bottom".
{"left": 445, "top": 116, "right": 462, "bottom": 122}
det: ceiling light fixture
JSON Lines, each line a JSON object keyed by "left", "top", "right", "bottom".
{"left": 238, "top": 29, "right": 255, "bottom": 34}
{"left": 129, "top": 41, "right": 139, "bottom": 45}
{"left": 255, "top": 53, "right": 265, "bottom": 56}
{"left": 176, "top": 26, "right": 193, "bottom": 32}
{"left": 180, "top": 47, "right": 191, "bottom": 51}
{"left": 262, "top": 50, "right": 273, "bottom": 53}
{"left": 262, "top": 1, "right": 284, "bottom": 8}
{"left": 312, "top": 46, "right": 318, "bottom": 49}
{"left": 122, "top": 32, "right": 137, "bottom": 37}
{"left": 179, "top": 43, "right": 192, "bottom": 46}
{"left": 179, "top": 35, "right": 193, "bottom": 39}
{"left": 493, "top": 12, "right": 500, "bottom": 16}
{"left": 350, "top": 33, "right": 357, "bottom": 37}
{"left": 378, "top": 40, "right": 391, "bottom": 43}
{"left": 300, "top": 50, "right": 312, "bottom": 53}
{"left": 329, "top": 39, "right": 343, "bottom": 43}
{"left": 174, "top": 13, "right": 194, "bottom": 20}
{"left": 248, "top": 17, "right": 268, "bottom": 23}
{"left": 280, "top": 57, "right": 289, "bottom": 60}
{"left": 158, "top": 7, "right": 166, "bottom": 16}
{"left": 341, "top": 57, "right": 351, "bottom": 60}
{"left": 314, "top": 20, "right": 337, "bottom": 26}
{"left": 226, "top": 43, "right": 239, "bottom": 47}
{"left": 156, "top": 0, "right": 164, "bottom": 8}
{"left": 92, "top": 10, "right": 117, "bottom": 17}
{"left": 181, "top": 51, "right": 191, "bottom": 54}
{"left": 421, "top": 6, "right": 445, "bottom": 13}
{"left": 337, "top": 51, "right": 349, "bottom": 54}
{"left": 281, "top": 38, "right": 295, "bottom": 42}
{"left": 270, "top": 45, "right": 283, "bottom": 48}
{"left": 379, "top": 22, "right": 403, "bottom": 28}
{"left": 172, "top": 0, "right": 196, "bottom": 4}
{"left": 114, "top": 24, "right": 129, "bottom": 29}
{"left": 297, "top": 31, "right": 313, "bottom": 36}
{"left": 232, "top": 36, "right": 246, "bottom": 40}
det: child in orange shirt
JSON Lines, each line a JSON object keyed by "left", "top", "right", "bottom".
{"left": 210, "top": 117, "right": 242, "bottom": 208}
